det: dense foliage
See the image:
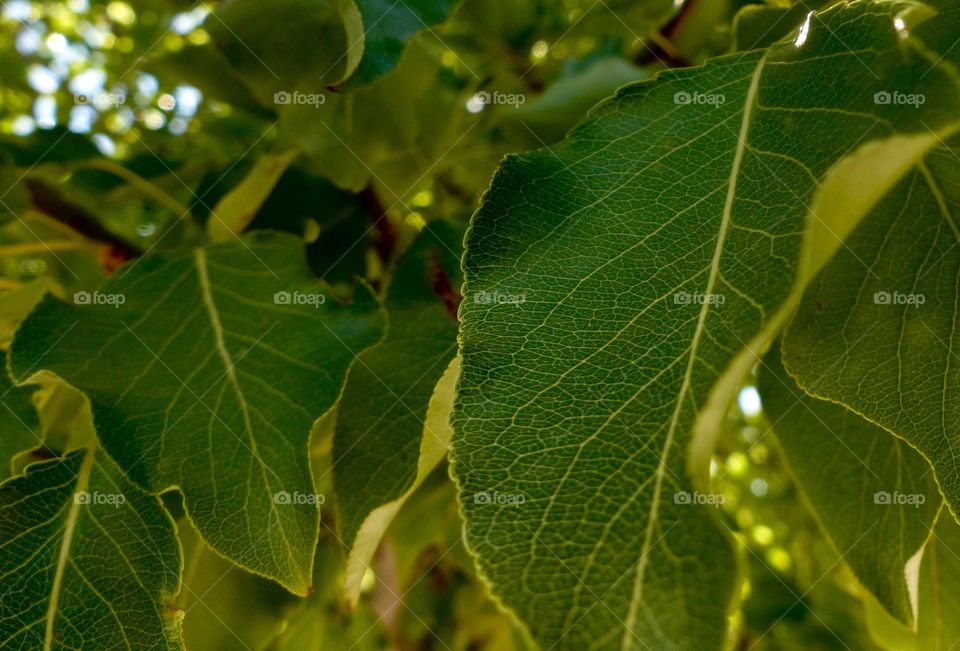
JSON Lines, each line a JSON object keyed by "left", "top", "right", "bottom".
{"left": 1, "top": 0, "right": 959, "bottom": 649}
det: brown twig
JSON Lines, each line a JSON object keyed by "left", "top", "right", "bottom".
{"left": 25, "top": 178, "right": 144, "bottom": 261}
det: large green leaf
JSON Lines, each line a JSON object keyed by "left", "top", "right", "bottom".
{"left": 333, "top": 223, "right": 462, "bottom": 602}
{"left": 0, "top": 445, "right": 183, "bottom": 650}
{"left": 759, "top": 342, "right": 940, "bottom": 625}
{"left": 451, "top": 3, "right": 960, "bottom": 649}
{"left": 9, "top": 231, "right": 386, "bottom": 594}
{"left": 333, "top": 0, "right": 461, "bottom": 89}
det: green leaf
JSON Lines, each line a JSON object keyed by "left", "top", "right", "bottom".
{"left": 343, "top": 355, "right": 459, "bottom": 603}
{"left": 277, "top": 41, "right": 461, "bottom": 192}
{"left": 207, "top": 0, "right": 348, "bottom": 102}
{"left": 333, "top": 0, "right": 461, "bottom": 89}
{"left": 451, "top": 3, "right": 960, "bottom": 649}
{"left": 731, "top": 1, "right": 833, "bottom": 52}
{"left": 507, "top": 57, "right": 649, "bottom": 144}
{"left": 0, "top": 277, "right": 54, "bottom": 344}
{"left": 207, "top": 149, "right": 301, "bottom": 242}
{"left": 863, "top": 513, "right": 960, "bottom": 650}
{"left": 333, "top": 223, "right": 462, "bottom": 602}
{"left": 758, "top": 341, "right": 940, "bottom": 625}
{"left": 9, "top": 231, "right": 386, "bottom": 594}
{"left": 178, "top": 516, "right": 296, "bottom": 651}
{"left": 0, "top": 350, "right": 40, "bottom": 480}
{"left": 264, "top": 537, "right": 388, "bottom": 651}
{"left": 780, "top": 132, "right": 960, "bottom": 527}
{"left": 0, "top": 445, "right": 184, "bottom": 650}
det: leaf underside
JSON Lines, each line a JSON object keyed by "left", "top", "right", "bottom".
{"left": 10, "top": 231, "right": 385, "bottom": 594}
{"left": 0, "top": 447, "right": 183, "bottom": 650}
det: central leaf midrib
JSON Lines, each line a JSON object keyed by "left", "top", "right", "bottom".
{"left": 44, "top": 445, "right": 95, "bottom": 651}
{"left": 192, "top": 248, "right": 303, "bottom": 587}
{"left": 620, "top": 51, "right": 767, "bottom": 651}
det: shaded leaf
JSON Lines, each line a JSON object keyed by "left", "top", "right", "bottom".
{"left": 208, "top": 149, "right": 301, "bottom": 242}
{"left": 731, "top": 0, "right": 833, "bottom": 52}
{"left": 207, "top": 0, "right": 347, "bottom": 102}
{"left": 334, "top": 0, "right": 461, "bottom": 89}
{"left": 333, "top": 223, "right": 462, "bottom": 602}
{"left": 759, "top": 341, "right": 939, "bottom": 625}
{"left": 0, "top": 350, "right": 40, "bottom": 480}
{"left": 507, "top": 57, "right": 648, "bottom": 143}
{"left": 10, "top": 231, "right": 386, "bottom": 594}
{"left": 342, "top": 355, "right": 459, "bottom": 602}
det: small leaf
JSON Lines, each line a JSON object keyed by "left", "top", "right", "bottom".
{"left": 10, "top": 231, "right": 386, "bottom": 594}
{"left": 333, "top": 0, "right": 461, "bottom": 89}
{"left": 0, "top": 445, "right": 184, "bottom": 650}
{"left": 507, "top": 57, "right": 648, "bottom": 143}
{"left": 207, "top": 0, "right": 347, "bottom": 101}
{"left": 731, "top": 0, "right": 832, "bottom": 52}
{"left": 333, "top": 223, "right": 462, "bottom": 602}
{"left": 207, "top": 149, "right": 301, "bottom": 242}
{"left": 342, "top": 355, "right": 459, "bottom": 603}
{"left": 0, "top": 351, "right": 40, "bottom": 480}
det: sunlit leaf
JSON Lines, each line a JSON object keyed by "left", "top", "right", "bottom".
{"left": 0, "top": 446, "right": 184, "bottom": 650}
